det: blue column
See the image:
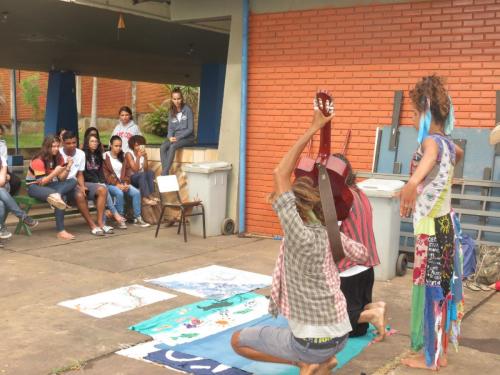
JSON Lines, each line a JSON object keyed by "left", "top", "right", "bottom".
{"left": 197, "top": 63, "right": 226, "bottom": 146}
{"left": 44, "top": 71, "right": 78, "bottom": 138}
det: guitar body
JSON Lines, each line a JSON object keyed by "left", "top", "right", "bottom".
{"left": 295, "top": 155, "right": 353, "bottom": 220}
{"left": 294, "top": 92, "right": 353, "bottom": 221}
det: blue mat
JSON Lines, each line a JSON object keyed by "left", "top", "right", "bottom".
{"left": 151, "top": 314, "right": 382, "bottom": 375}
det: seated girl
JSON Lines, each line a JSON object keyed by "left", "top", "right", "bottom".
{"left": 26, "top": 135, "right": 77, "bottom": 240}
{"left": 125, "top": 135, "right": 158, "bottom": 206}
{"left": 82, "top": 134, "right": 127, "bottom": 229}
{"left": 103, "top": 136, "right": 150, "bottom": 228}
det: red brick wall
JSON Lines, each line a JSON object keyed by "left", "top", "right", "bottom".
{"left": 0, "top": 70, "right": 169, "bottom": 122}
{"left": 137, "top": 82, "right": 169, "bottom": 113}
{"left": 0, "top": 70, "right": 48, "bottom": 123}
{"left": 246, "top": 0, "right": 500, "bottom": 236}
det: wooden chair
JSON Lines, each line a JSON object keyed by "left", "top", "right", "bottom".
{"left": 155, "top": 175, "right": 206, "bottom": 242}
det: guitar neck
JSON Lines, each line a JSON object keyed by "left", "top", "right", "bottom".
{"left": 318, "top": 121, "right": 331, "bottom": 158}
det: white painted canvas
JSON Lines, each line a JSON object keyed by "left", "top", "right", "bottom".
{"left": 146, "top": 265, "right": 272, "bottom": 300}
{"left": 116, "top": 340, "right": 165, "bottom": 361}
{"left": 58, "top": 284, "right": 176, "bottom": 318}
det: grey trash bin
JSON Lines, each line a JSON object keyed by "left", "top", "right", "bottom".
{"left": 183, "top": 161, "right": 233, "bottom": 237}
{"left": 357, "top": 178, "right": 404, "bottom": 281}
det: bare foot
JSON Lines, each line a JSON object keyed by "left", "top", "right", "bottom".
{"left": 298, "top": 362, "right": 320, "bottom": 375}
{"left": 439, "top": 355, "right": 448, "bottom": 367}
{"left": 371, "top": 307, "right": 386, "bottom": 342}
{"left": 57, "top": 230, "right": 75, "bottom": 240}
{"left": 316, "top": 356, "right": 338, "bottom": 375}
{"left": 401, "top": 354, "right": 437, "bottom": 371}
{"left": 298, "top": 356, "right": 337, "bottom": 375}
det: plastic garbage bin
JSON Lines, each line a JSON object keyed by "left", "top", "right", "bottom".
{"left": 183, "top": 161, "right": 233, "bottom": 237}
{"left": 357, "top": 178, "right": 404, "bottom": 281}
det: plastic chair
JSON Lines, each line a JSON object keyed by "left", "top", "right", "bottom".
{"left": 155, "top": 175, "right": 206, "bottom": 242}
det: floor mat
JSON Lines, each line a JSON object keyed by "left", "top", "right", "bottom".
{"left": 130, "top": 292, "right": 269, "bottom": 346}
{"left": 58, "top": 284, "right": 176, "bottom": 318}
{"left": 152, "top": 316, "right": 390, "bottom": 375}
{"left": 145, "top": 265, "right": 272, "bottom": 300}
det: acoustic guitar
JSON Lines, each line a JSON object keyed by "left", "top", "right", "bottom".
{"left": 294, "top": 92, "right": 353, "bottom": 220}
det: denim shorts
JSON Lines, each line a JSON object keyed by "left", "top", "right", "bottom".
{"left": 238, "top": 325, "right": 348, "bottom": 364}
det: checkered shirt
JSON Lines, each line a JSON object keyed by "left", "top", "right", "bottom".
{"left": 269, "top": 191, "right": 369, "bottom": 325}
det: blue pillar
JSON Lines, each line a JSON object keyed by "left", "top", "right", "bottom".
{"left": 45, "top": 71, "right": 78, "bottom": 138}
{"left": 197, "top": 63, "right": 226, "bottom": 146}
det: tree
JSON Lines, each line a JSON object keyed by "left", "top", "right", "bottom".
{"left": 20, "top": 73, "right": 41, "bottom": 119}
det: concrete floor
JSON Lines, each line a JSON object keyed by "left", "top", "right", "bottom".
{"left": 0, "top": 217, "right": 497, "bottom": 375}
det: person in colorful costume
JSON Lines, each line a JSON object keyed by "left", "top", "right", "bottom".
{"left": 400, "top": 75, "right": 464, "bottom": 370}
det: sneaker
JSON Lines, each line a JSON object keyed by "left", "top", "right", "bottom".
{"left": 102, "top": 225, "right": 114, "bottom": 234}
{"left": 0, "top": 226, "right": 12, "bottom": 239}
{"left": 134, "top": 216, "right": 150, "bottom": 228}
{"left": 117, "top": 220, "right": 128, "bottom": 230}
{"left": 23, "top": 216, "right": 39, "bottom": 229}
{"left": 90, "top": 227, "right": 105, "bottom": 236}
{"left": 47, "top": 194, "right": 67, "bottom": 210}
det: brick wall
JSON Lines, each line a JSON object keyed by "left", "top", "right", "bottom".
{"left": 0, "top": 70, "right": 169, "bottom": 124}
{"left": 0, "top": 70, "right": 48, "bottom": 123}
{"left": 246, "top": 0, "right": 500, "bottom": 236}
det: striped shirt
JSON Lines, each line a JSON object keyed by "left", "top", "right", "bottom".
{"left": 269, "top": 191, "right": 369, "bottom": 326}
{"left": 337, "top": 188, "right": 380, "bottom": 273}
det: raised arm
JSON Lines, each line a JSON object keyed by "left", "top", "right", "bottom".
{"left": 273, "top": 101, "right": 334, "bottom": 197}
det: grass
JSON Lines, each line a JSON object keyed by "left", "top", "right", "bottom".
{"left": 49, "top": 359, "right": 87, "bottom": 374}
{"left": 4, "top": 131, "right": 165, "bottom": 149}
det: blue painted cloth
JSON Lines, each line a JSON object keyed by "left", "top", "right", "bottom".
{"left": 130, "top": 293, "right": 264, "bottom": 337}
{"left": 145, "top": 349, "right": 250, "bottom": 375}
{"left": 150, "top": 314, "right": 383, "bottom": 375}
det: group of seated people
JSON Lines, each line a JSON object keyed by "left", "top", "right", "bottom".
{"left": 0, "top": 88, "right": 195, "bottom": 243}
{"left": 0, "top": 127, "right": 159, "bottom": 242}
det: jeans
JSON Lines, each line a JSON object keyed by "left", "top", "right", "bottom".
{"left": 131, "top": 170, "right": 155, "bottom": 197}
{"left": 160, "top": 136, "right": 194, "bottom": 175}
{"left": 105, "top": 191, "right": 118, "bottom": 215}
{"left": 0, "top": 187, "right": 27, "bottom": 225}
{"left": 27, "top": 179, "right": 77, "bottom": 232}
{"left": 107, "top": 184, "right": 141, "bottom": 218}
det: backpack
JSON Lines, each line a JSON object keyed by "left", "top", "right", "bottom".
{"left": 475, "top": 245, "right": 500, "bottom": 285}
{"left": 141, "top": 202, "right": 162, "bottom": 225}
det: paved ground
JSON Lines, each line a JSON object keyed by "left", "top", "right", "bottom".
{"left": 0, "top": 217, "right": 497, "bottom": 375}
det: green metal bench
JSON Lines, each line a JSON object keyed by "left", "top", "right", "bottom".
{"left": 13, "top": 194, "right": 89, "bottom": 236}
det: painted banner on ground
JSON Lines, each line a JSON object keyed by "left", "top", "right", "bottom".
{"left": 146, "top": 265, "right": 272, "bottom": 300}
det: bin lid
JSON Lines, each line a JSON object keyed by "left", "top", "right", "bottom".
{"left": 357, "top": 178, "right": 404, "bottom": 198}
{"left": 183, "top": 161, "right": 232, "bottom": 174}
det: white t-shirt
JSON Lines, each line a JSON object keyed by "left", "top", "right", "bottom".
{"left": 127, "top": 151, "right": 144, "bottom": 172}
{"left": 105, "top": 151, "right": 123, "bottom": 179}
{"left": 59, "top": 148, "right": 85, "bottom": 180}
{"left": 339, "top": 265, "right": 369, "bottom": 278}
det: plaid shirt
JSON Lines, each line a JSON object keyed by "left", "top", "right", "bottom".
{"left": 269, "top": 191, "right": 369, "bottom": 325}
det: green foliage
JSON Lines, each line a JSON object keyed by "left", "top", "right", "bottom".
{"left": 164, "top": 84, "right": 199, "bottom": 109}
{"left": 20, "top": 73, "right": 41, "bottom": 119}
{"left": 143, "top": 104, "right": 170, "bottom": 137}
{"left": 142, "top": 84, "right": 200, "bottom": 139}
